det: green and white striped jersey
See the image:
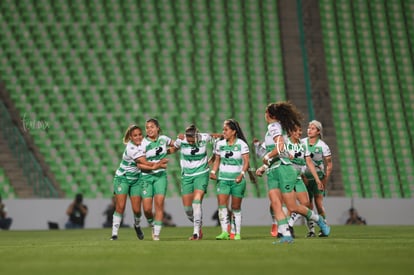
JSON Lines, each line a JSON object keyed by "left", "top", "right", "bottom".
{"left": 215, "top": 138, "right": 249, "bottom": 181}
{"left": 140, "top": 135, "right": 172, "bottom": 175}
{"left": 174, "top": 133, "right": 212, "bottom": 176}
{"left": 303, "top": 137, "right": 331, "bottom": 177}
{"left": 286, "top": 137, "right": 306, "bottom": 174}
{"left": 264, "top": 122, "right": 292, "bottom": 168}
{"left": 115, "top": 141, "right": 143, "bottom": 180}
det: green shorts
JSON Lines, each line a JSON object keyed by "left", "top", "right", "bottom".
{"left": 266, "top": 164, "right": 297, "bottom": 193}
{"left": 216, "top": 178, "right": 246, "bottom": 198}
{"left": 140, "top": 171, "right": 168, "bottom": 198}
{"left": 306, "top": 176, "right": 326, "bottom": 200}
{"left": 181, "top": 171, "right": 209, "bottom": 195}
{"left": 294, "top": 177, "right": 307, "bottom": 193}
{"left": 113, "top": 173, "right": 141, "bottom": 196}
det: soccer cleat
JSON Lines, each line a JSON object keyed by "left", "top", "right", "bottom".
{"left": 273, "top": 235, "right": 294, "bottom": 244}
{"left": 153, "top": 235, "right": 160, "bottom": 241}
{"left": 289, "top": 226, "right": 295, "bottom": 238}
{"left": 317, "top": 216, "right": 331, "bottom": 236}
{"left": 229, "top": 233, "right": 235, "bottom": 240}
{"left": 306, "top": 232, "right": 316, "bottom": 238}
{"left": 110, "top": 235, "right": 118, "bottom": 241}
{"left": 189, "top": 233, "right": 200, "bottom": 240}
{"left": 318, "top": 231, "right": 329, "bottom": 238}
{"left": 234, "top": 234, "right": 241, "bottom": 240}
{"left": 134, "top": 226, "right": 144, "bottom": 240}
{"left": 216, "top": 231, "right": 230, "bottom": 240}
{"left": 270, "top": 224, "right": 278, "bottom": 237}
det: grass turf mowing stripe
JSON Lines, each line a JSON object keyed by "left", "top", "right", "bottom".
{"left": 0, "top": 226, "right": 413, "bottom": 275}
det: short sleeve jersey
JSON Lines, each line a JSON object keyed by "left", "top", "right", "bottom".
{"left": 174, "top": 133, "right": 212, "bottom": 176}
{"left": 215, "top": 138, "right": 249, "bottom": 181}
{"left": 264, "top": 122, "right": 291, "bottom": 167}
{"left": 303, "top": 137, "right": 331, "bottom": 177}
{"left": 115, "top": 141, "right": 143, "bottom": 179}
{"left": 286, "top": 137, "right": 306, "bottom": 174}
{"left": 140, "top": 135, "right": 172, "bottom": 175}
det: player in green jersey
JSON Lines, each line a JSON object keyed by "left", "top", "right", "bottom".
{"left": 210, "top": 119, "right": 250, "bottom": 241}
{"left": 110, "top": 125, "right": 167, "bottom": 241}
{"left": 285, "top": 124, "right": 320, "bottom": 237}
{"left": 256, "top": 102, "right": 330, "bottom": 244}
{"left": 172, "top": 124, "right": 222, "bottom": 240}
{"left": 303, "top": 120, "right": 333, "bottom": 237}
{"left": 136, "top": 119, "right": 174, "bottom": 241}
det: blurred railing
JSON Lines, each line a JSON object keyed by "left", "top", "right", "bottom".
{"left": 0, "top": 101, "right": 58, "bottom": 198}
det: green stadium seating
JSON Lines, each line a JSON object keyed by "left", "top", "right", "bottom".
{"left": 321, "top": 0, "right": 413, "bottom": 198}
{"left": 0, "top": 168, "right": 16, "bottom": 199}
{"left": 1, "top": 0, "right": 288, "bottom": 198}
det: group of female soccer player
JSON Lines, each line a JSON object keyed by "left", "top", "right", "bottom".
{"left": 109, "top": 101, "right": 332, "bottom": 243}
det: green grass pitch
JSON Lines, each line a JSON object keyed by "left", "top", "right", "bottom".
{"left": 1, "top": 225, "right": 413, "bottom": 275}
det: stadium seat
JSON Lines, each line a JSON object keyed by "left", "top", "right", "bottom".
{"left": 321, "top": 0, "right": 413, "bottom": 198}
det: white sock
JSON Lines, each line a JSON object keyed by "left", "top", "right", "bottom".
{"left": 233, "top": 210, "right": 242, "bottom": 235}
{"left": 192, "top": 201, "right": 202, "bottom": 235}
{"left": 309, "top": 211, "right": 320, "bottom": 223}
{"left": 307, "top": 219, "right": 316, "bottom": 233}
{"left": 153, "top": 222, "right": 162, "bottom": 236}
{"left": 288, "top": 212, "right": 300, "bottom": 227}
{"left": 278, "top": 222, "right": 292, "bottom": 237}
{"left": 112, "top": 213, "right": 122, "bottom": 236}
{"left": 218, "top": 207, "right": 229, "bottom": 233}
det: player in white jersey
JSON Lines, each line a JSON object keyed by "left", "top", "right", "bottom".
{"left": 110, "top": 125, "right": 167, "bottom": 241}
{"left": 255, "top": 102, "right": 330, "bottom": 244}
{"left": 210, "top": 119, "right": 250, "bottom": 240}
{"left": 285, "top": 124, "right": 320, "bottom": 236}
{"left": 303, "top": 120, "right": 333, "bottom": 237}
{"left": 136, "top": 118, "right": 174, "bottom": 241}
{"left": 172, "top": 124, "right": 222, "bottom": 240}
{"left": 254, "top": 125, "right": 319, "bottom": 238}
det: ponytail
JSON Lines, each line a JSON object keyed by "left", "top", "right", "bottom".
{"left": 123, "top": 125, "right": 142, "bottom": 144}
{"left": 224, "top": 119, "right": 248, "bottom": 144}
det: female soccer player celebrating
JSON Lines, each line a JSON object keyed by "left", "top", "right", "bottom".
{"left": 256, "top": 102, "right": 330, "bottom": 244}
{"left": 285, "top": 124, "right": 320, "bottom": 236}
{"left": 302, "top": 120, "right": 333, "bottom": 237}
{"left": 110, "top": 125, "right": 167, "bottom": 241}
{"left": 210, "top": 119, "right": 250, "bottom": 240}
{"left": 172, "top": 124, "right": 221, "bottom": 240}
{"left": 136, "top": 119, "right": 174, "bottom": 241}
